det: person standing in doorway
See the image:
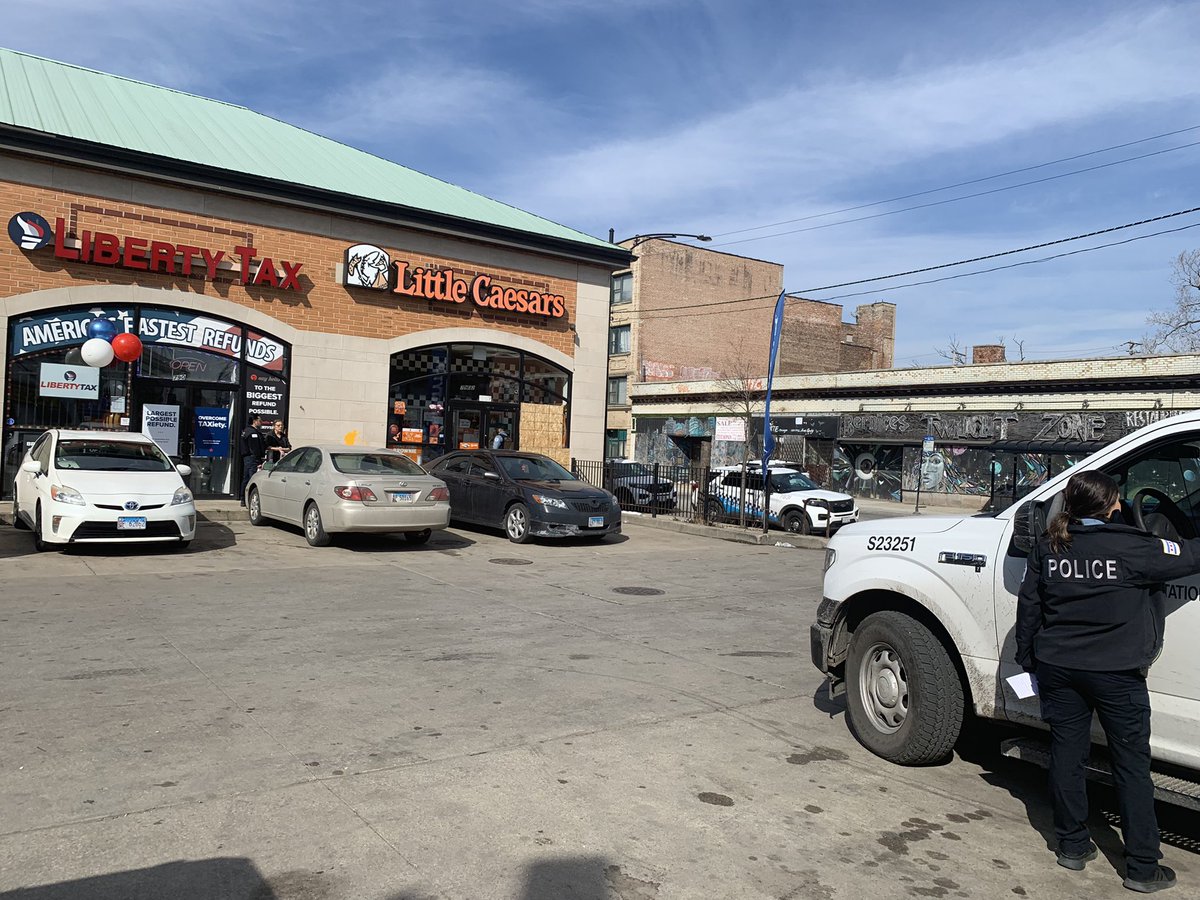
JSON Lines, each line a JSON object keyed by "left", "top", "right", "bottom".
{"left": 492, "top": 427, "right": 509, "bottom": 450}
{"left": 1016, "top": 470, "right": 1200, "bottom": 893}
{"left": 239, "top": 414, "right": 266, "bottom": 505}
{"left": 265, "top": 419, "right": 291, "bottom": 462}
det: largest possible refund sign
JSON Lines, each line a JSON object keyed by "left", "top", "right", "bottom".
{"left": 142, "top": 404, "right": 180, "bottom": 457}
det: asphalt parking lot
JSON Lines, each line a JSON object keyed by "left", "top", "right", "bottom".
{"left": 1, "top": 518, "right": 1197, "bottom": 899}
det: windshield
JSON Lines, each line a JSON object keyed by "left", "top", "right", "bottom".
{"left": 332, "top": 452, "right": 426, "bottom": 476}
{"left": 770, "top": 472, "right": 819, "bottom": 492}
{"left": 498, "top": 456, "right": 578, "bottom": 482}
{"left": 55, "top": 439, "right": 174, "bottom": 472}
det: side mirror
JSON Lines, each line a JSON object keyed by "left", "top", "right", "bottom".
{"left": 1009, "top": 499, "right": 1049, "bottom": 557}
{"left": 20, "top": 460, "right": 41, "bottom": 474}
{"left": 176, "top": 464, "right": 192, "bottom": 477}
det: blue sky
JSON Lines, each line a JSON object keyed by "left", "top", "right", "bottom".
{"left": 6, "top": 0, "right": 1200, "bottom": 366}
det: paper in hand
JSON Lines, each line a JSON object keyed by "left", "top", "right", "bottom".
{"left": 1006, "top": 672, "right": 1038, "bottom": 699}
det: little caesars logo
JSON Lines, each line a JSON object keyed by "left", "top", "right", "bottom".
{"left": 342, "top": 242, "right": 567, "bottom": 319}
{"left": 344, "top": 244, "right": 391, "bottom": 289}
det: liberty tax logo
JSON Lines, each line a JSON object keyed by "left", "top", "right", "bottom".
{"left": 344, "top": 243, "right": 391, "bottom": 290}
{"left": 63, "top": 370, "right": 77, "bottom": 382}
{"left": 7, "top": 211, "right": 53, "bottom": 251}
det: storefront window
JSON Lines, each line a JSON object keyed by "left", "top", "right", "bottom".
{"left": 388, "top": 343, "right": 570, "bottom": 463}
{"left": 2, "top": 304, "right": 290, "bottom": 500}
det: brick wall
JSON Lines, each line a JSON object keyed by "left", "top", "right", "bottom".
{"left": 972, "top": 344, "right": 1006, "bottom": 364}
{"left": 629, "top": 241, "right": 894, "bottom": 382}
{"left": 0, "top": 171, "right": 579, "bottom": 356}
{"left": 633, "top": 242, "right": 784, "bottom": 382}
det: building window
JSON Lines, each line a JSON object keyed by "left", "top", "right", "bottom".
{"left": 609, "top": 325, "right": 631, "bottom": 355}
{"left": 610, "top": 272, "right": 632, "bottom": 306}
{"left": 606, "top": 428, "right": 628, "bottom": 459}
{"left": 607, "top": 376, "right": 628, "bottom": 405}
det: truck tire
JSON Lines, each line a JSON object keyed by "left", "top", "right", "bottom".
{"left": 845, "top": 610, "right": 963, "bottom": 765}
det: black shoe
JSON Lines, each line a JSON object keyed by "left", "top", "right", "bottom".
{"left": 1124, "top": 865, "right": 1177, "bottom": 893}
{"left": 1057, "top": 843, "right": 1098, "bottom": 871}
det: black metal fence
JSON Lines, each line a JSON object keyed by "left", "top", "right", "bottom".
{"left": 569, "top": 459, "right": 834, "bottom": 533}
{"left": 571, "top": 459, "right": 708, "bottom": 521}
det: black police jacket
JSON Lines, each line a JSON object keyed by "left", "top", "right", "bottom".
{"left": 1016, "top": 521, "right": 1200, "bottom": 672}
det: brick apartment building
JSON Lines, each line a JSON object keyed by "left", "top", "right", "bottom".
{"left": 0, "top": 50, "right": 630, "bottom": 499}
{"left": 604, "top": 238, "right": 895, "bottom": 458}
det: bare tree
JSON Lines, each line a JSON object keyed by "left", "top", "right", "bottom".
{"left": 997, "top": 335, "right": 1027, "bottom": 361}
{"left": 1140, "top": 250, "right": 1200, "bottom": 353}
{"left": 934, "top": 335, "right": 968, "bottom": 366}
{"left": 712, "top": 341, "right": 767, "bottom": 528}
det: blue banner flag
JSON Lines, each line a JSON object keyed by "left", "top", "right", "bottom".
{"left": 761, "top": 290, "right": 787, "bottom": 478}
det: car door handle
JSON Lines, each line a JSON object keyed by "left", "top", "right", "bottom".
{"left": 280, "top": 477, "right": 287, "bottom": 482}
{"left": 304, "top": 481, "right": 310, "bottom": 486}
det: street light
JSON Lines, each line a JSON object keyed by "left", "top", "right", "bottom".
{"left": 608, "top": 230, "right": 713, "bottom": 251}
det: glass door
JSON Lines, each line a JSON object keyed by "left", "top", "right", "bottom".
{"left": 449, "top": 404, "right": 520, "bottom": 453}
{"left": 133, "top": 382, "right": 238, "bottom": 497}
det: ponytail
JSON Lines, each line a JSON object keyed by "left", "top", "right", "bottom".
{"left": 1046, "top": 511, "right": 1073, "bottom": 554}
{"left": 1046, "top": 470, "right": 1119, "bottom": 554}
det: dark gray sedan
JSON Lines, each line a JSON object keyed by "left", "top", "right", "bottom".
{"left": 425, "top": 451, "right": 621, "bottom": 543}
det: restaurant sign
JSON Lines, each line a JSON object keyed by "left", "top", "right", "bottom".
{"left": 344, "top": 242, "right": 566, "bottom": 319}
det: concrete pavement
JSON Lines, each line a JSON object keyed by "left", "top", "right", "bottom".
{"left": 1, "top": 518, "right": 1196, "bottom": 899}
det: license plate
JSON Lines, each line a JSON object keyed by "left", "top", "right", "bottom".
{"left": 117, "top": 517, "right": 147, "bottom": 530}
{"left": 588, "top": 516, "right": 604, "bottom": 528}
{"left": 389, "top": 491, "right": 416, "bottom": 503}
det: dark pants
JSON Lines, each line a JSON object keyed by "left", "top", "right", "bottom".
{"left": 1036, "top": 661, "right": 1160, "bottom": 879}
{"left": 240, "top": 455, "right": 260, "bottom": 503}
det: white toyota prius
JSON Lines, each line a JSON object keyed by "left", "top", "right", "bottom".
{"left": 12, "top": 429, "right": 197, "bottom": 550}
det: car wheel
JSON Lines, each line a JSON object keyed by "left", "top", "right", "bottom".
{"left": 845, "top": 611, "right": 964, "bottom": 765}
{"left": 177, "top": 539, "right": 192, "bottom": 551}
{"left": 12, "top": 496, "right": 28, "bottom": 530}
{"left": 247, "top": 488, "right": 265, "bottom": 526}
{"left": 504, "top": 502, "right": 531, "bottom": 543}
{"left": 782, "top": 510, "right": 811, "bottom": 535}
{"left": 405, "top": 529, "right": 432, "bottom": 545}
{"left": 704, "top": 499, "right": 725, "bottom": 525}
{"left": 33, "top": 503, "right": 51, "bottom": 553}
{"left": 303, "top": 502, "right": 331, "bottom": 547}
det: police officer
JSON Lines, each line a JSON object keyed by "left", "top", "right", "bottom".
{"left": 1016, "top": 470, "right": 1200, "bottom": 893}
{"left": 238, "top": 413, "right": 266, "bottom": 505}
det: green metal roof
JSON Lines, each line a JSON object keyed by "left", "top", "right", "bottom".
{"left": 0, "top": 48, "right": 614, "bottom": 251}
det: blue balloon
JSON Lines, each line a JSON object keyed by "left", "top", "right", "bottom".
{"left": 86, "top": 318, "right": 119, "bottom": 342}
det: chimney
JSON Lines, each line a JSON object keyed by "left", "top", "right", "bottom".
{"left": 972, "top": 344, "right": 1006, "bottom": 364}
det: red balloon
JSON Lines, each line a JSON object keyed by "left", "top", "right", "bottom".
{"left": 110, "top": 332, "right": 143, "bottom": 363}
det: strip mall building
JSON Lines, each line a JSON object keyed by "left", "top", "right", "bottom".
{"left": 0, "top": 50, "right": 629, "bottom": 499}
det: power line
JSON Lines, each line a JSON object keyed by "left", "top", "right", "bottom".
{"left": 711, "top": 123, "right": 1200, "bottom": 239}
{"left": 796, "top": 205, "right": 1200, "bottom": 293}
{"left": 618, "top": 205, "right": 1200, "bottom": 323}
{"left": 812, "top": 219, "right": 1200, "bottom": 303}
{"left": 713, "top": 139, "right": 1200, "bottom": 248}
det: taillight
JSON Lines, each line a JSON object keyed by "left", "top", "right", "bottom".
{"left": 334, "top": 485, "right": 378, "bottom": 501}
{"left": 428, "top": 486, "right": 450, "bottom": 501}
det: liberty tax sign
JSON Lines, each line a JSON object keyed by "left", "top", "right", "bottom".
{"left": 39, "top": 363, "right": 99, "bottom": 399}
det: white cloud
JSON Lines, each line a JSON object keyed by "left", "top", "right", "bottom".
{"left": 499, "top": 5, "right": 1200, "bottom": 227}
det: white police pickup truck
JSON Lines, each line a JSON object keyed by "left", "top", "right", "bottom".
{"left": 811, "top": 410, "right": 1200, "bottom": 801}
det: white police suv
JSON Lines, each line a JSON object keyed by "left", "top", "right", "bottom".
{"left": 812, "top": 409, "right": 1200, "bottom": 782}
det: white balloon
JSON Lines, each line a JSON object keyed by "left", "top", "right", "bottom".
{"left": 81, "top": 337, "right": 115, "bottom": 367}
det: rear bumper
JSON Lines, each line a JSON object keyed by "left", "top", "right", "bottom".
{"left": 326, "top": 502, "right": 451, "bottom": 532}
